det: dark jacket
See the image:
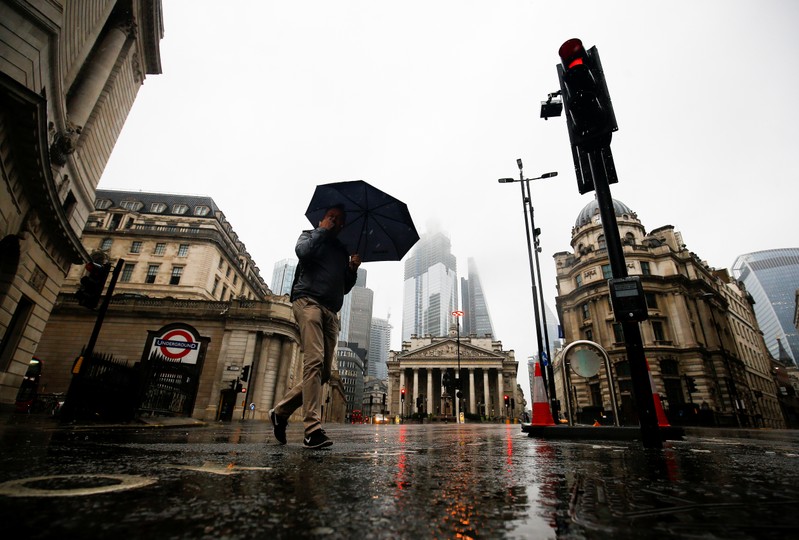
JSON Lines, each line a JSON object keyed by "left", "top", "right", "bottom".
{"left": 290, "top": 227, "right": 357, "bottom": 312}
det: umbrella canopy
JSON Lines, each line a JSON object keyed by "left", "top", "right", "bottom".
{"left": 305, "top": 180, "right": 420, "bottom": 262}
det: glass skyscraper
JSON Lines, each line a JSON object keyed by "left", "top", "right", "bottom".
{"left": 732, "top": 248, "right": 799, "bottom": 365}
{"left": 368, "top": 317, "right": 392, "bottom": 380}
{"left": 460, "top": 257, "right": 495, "bottom": 338}
{"left": 402, "top": 231, "right": 458, "bottom": 341}
{"left": 270, "top": 258, "right": 297, "bottom": 296}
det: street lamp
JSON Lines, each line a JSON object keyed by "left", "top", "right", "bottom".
{"left": 498, "top": 160, "right": 559, "bottom": 420}
{"left": 452, "top": 310, "right": 464, "bottom": 423}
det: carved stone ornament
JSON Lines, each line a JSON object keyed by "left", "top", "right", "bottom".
{"left": 49, "top": 124, "right": 82, "bottom": 166}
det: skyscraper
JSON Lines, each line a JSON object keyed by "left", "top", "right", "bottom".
{"left": 271, "top": 259, "right": 298, "bottom": 296}
{"left": 402, "top": 231, "right": 458, "bottom": 341}
{"left": 732, "top": 248, "right": 799, "bottom": 365}
{"left": 368, "top": 317, "right": 392, "bottom": 380}
{"left": 460, "top": 258, "right": 495, "bottom": 338}
{"left": 339, "top": 268, "right": 373, "bottom": 370}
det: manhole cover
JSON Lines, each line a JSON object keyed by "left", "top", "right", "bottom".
{"left": 0, "top": 474, "right": 156, "bottom": 497}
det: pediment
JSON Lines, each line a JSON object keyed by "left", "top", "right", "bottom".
{"left": 399, "top": 339, "right": 505, "bottom": 360}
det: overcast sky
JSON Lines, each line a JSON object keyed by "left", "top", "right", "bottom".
{"left": 100, "top": 0, "right": 799, "bottom": 403}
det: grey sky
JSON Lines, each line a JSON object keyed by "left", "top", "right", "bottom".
{"left": 100, "top": 1, "right": 799, "bottom": 402}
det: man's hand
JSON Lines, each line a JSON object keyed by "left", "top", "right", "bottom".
{"left": 349, "top": 254, "right": 361, "bottom": 271}
{"left": 319, "top": 215, "right": 337, "bottom": 230}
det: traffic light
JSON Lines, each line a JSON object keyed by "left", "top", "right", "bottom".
{"left": 401, "top": 387, "right": 406, "bottom": 401}
{"left": 511, "top": 398, "right": 515, "bottom": 410}
{"left": 557, "top": 38, "right": 617, "bottom": 151}
{"left": 231, "top": 379, "right": 243, "bottom": 393}
{"left": 557, "top": 38, "right": 619, "bottom": 194}
{"left": 442, "top": 372, "right": 451, "bottom": 390}
{"left": 686, "top": 376, "right": 698, "bottom": 393}
{"left": 76, "top": 262, "right": 110, "bottom": 309}
{"left": 382, "top": 393, "right": 387, "bottom": 406}
{"left": 241, "top": 365, "right": 250, "bottom": 382}
{"left": 504, "top": 395, "right": 509, "bottom": 407}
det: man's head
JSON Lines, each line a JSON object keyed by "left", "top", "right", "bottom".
{"left": 320, "top": 205, "right": 346, "bottom": 235}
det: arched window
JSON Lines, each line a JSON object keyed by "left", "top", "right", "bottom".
{"left": 598, "top": 235, "right": 606, "bottom": 249}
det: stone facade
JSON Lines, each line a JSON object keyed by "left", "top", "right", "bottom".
{"left": 0, "top": 0, "right": 164, "bottom": 408}
{"left": 554, "top": 199, "right": 785, "bottom": 428}
{"left": 387, "top": 330, "right": 517, "bottom": 420}
{"left": 35, "top": 295, "right": 304, "bottom": 421}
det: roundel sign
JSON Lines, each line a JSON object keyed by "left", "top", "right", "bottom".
{"left": 150, "top": 326, "right": 202, "bottom": 364}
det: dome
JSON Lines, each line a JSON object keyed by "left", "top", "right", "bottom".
{"left": 575, "top": 198, "right": 635, "bottom": 228}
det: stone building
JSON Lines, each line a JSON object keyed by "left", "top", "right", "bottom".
{"left": 0, "top": 0, "right": 164, "bottom": 408}
{"left": 554, "top": 198, "right": 784, "bottom": 428}
{"left": 387, "top": 328, "right": 517, "bottom": 420}
{"left": 31, "top": 188, "right": 351, "bottom": 423}
{"left": 70, "top": 189, "right": 270, "bottom": 301}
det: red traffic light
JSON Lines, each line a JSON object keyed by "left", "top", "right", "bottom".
{"left": 559, "top": 38, "right": 586, "bottom": 69}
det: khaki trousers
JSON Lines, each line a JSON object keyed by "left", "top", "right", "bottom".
{"left": 274, "top": 297, "right": 339, "bottom": 436}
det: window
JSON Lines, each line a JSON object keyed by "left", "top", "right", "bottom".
{"left": 95, "top": 198, "right": 112, "bottom": 210}
{"left": 154, "top": 243, "right": 166, "bottom": 255}
{"left": 193, "top": 205, "right": 211, "bottom": 216}
{"left": 120, "top": 200, "right": 144, "bottom": 211}
{"left": 150, "top": 202, "right": 167, "bottom": 213}
{"left": 659, "top": 359, "right": 679, "bottom": 375}
{"left": 615, "top": 361, "right": 630, "bottom": 378}
{"left": 575, "top": 274, "right": 583, "bottom": 287}
{"left": 641, "top": 261, "right": 651, "bottom": 276}
{"left": 645, "top": 292, "right": 658, "bottom": 309}
{"left": 613, "top": 322, "right": 624, "bottom": 343}
{"left": 624, "top": 232, "right": 635, "bottom": 245}
{"left": 120, "top": 263, "right": 135, "bottom": 282}
{"left": 225, "top": 266, "right": 231, "bottom": 278}
{"left": 170, "top": 266, "right": 183, "bottom": 285}
{"left": 100, "top": 238, "right": 113, "bottom": 250}
{"left": 178, "top": 244, "right": 189, "bottom": 257}
{"left": 598, "top": 235, "right": 606, "bottom": 249}
{"left": 601, "top": 264, "right": 612, "bottom": 279}
{"left": 212, "top": 277, "right": 220, "bottom": 295}
{"left": 146, "top": 265, "right": 159, "bottom": 284}
{"left": 172, "top": 204, "right": 189, "bottom": 214}
{"left": 582, "top": 303, "right": 590, "bottom": 320}
{"left": 221, "top": 286, "right": 228, "bottom": 300}
{"left": 233, "top": 274, "right": 238, "bottom": 285}
{"left": 218, "top": 258, "right": 224, "bottom": 270}
{"left": 130, "top": 241, "right": 142, "bottom": 254}
{"left": 652, "top": 321, "right": 666, "bottom": 341}
{"left": 585, "top": 328, "right": 593, "bottom": 341}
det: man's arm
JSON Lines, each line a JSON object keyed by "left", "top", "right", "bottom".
{"left": 295, "top": 228, "right": 328, "bottom": 259}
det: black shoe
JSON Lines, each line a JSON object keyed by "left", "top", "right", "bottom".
{"left": 269, "top": 408, "right": 287, "bottom": 445}
{"left": 303, "top": 429, "right": 332, "bottom": 449}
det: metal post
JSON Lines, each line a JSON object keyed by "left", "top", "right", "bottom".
{"left": 588, "top": 149, "right": 661, "bottom": 449}
{"left": 517, "top": 170, "right": 550, "bottom": 402}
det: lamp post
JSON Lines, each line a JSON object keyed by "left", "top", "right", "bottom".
{"left": 498, "top": 161, "right": 559, "bottom": 420}
{"left": 452, "top": 310, "right": 464, "bottom": 423}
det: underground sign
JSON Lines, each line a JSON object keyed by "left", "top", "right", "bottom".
{"left": 150, "top": 327, "right": 201, "bottom": 364}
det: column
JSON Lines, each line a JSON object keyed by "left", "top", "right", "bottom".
{"left": 399, "top": 370, "right": 405, "bottom": 416}
{"left": 468, "top": 368, "right": 476, "bottom": 414}
{"left": 67, "top": 21, "right": 131, "bottom": 129}
{"left": 426, "top": 368, "right": 433, "bottom": 415}
{"left": 496, "top": 370, "right": 504, "bottom": 418}
{"left": 483, "top": 369, "right": 490, "bottom": 418}
{"left": 413, "top": 368, "right": 419, "bottom": 413}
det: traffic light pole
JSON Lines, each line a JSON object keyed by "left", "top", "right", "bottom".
{"left": 60, "top": 258, "right": 124, "bottom": 422}
{"left": 587, "top": 151, "right": 661, "bottom": 449}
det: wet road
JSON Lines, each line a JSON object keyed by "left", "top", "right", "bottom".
{"left": 0, "top": 415, "right": 798, "bottom": 539}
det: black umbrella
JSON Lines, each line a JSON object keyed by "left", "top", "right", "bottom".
{"left": 305, "top": 180, "right": 420, "bottom": 262}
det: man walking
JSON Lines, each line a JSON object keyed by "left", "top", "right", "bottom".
{"left": 270, "top": 205, "right": 360, "bottom": 449}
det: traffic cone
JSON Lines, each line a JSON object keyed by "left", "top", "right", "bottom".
{"left": 531, "top": 362, "right": 556, "bottom": 426}
{"left": 646, "top": 359, "right": 671, "bottom": 427}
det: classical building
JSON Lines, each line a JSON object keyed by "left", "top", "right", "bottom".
{"left": 732, "top": 248, "right": 799, "bottom": 366}
{"left": 29, "top": 189, "right": 349, "bottom": 423}
{"left": 554, "top": 198, "right": 784, "bottom": 428}
{"left": 73, "top": 189, "right": 270, "bottom": 300}
{"left": 0, "top": 0, "right": 164, "bottom": 408}
{"left": 387, "top": 329, "right": 517, "bottom": 420}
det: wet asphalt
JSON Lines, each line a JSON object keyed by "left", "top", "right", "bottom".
{"left": 0, "top": 414, "right": 798, "bottom": 539}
